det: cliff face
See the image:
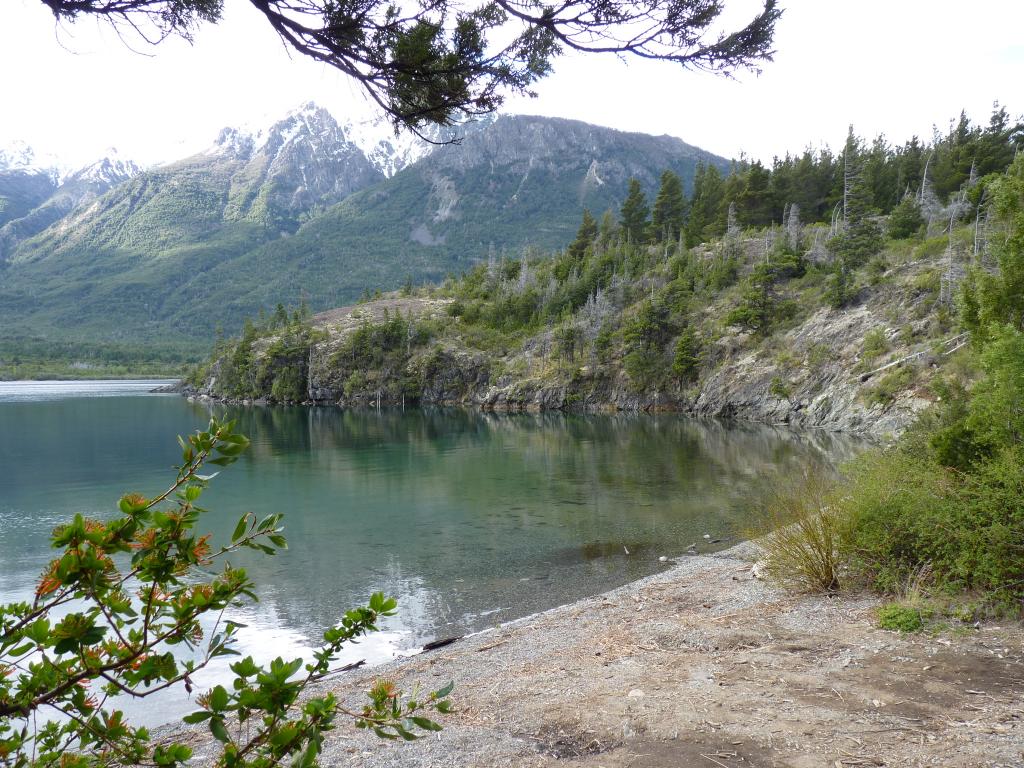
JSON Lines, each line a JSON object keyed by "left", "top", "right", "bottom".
{"left": 189, "top": 259, "right": 945, "bottom": 441}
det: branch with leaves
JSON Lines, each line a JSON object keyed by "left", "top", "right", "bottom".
{"left": 37, "top": 0, "right": 780, "bottom": 137}
{"left": 0, "top": 418, "right": 452, "bottom": 768}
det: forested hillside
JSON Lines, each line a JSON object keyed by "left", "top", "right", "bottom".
{"left": 190, "top": 107, "right": 1022, "bottom": 436}
{"left": 0, "top": 112, "right": 724, "bottom": 377}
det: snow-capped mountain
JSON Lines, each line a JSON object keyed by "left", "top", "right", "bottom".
{"left": 342, "top": 111, "right": 498, "bottom": 177}
{"left": 200, "top": 102, "right": 495, "bottom": 179}
{"left": 341, "top": 115, "right": 435, "bottom": 178}
{"left": 0, "top": 141, "right": 36, "bottom": 173}
{"left": 64, "top": 149, "right": 142, "bottom": 186}
{"left": 200, "top": 101, "right": 428, "bottom": 180}
{"left": 183, "top": 102, "right": 385, "bottom": 229}
{"left": 0, "top": 149, "right": 141, "bottom": 263}
{"left": 0, "top": 105, "right": 726, "bottom": 346}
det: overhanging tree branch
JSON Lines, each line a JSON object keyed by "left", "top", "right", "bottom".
{"left": 36, "top": 0, "right": 781, "bottom": 135}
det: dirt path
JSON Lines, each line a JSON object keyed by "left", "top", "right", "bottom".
{"left": 184, "top": 552, "right": 1024, "bottom": 767}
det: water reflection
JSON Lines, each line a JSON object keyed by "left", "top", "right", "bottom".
{"left": 0, "top": 387, "right": 863, "bottom": 724}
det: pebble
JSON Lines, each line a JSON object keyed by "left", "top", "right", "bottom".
{"left": 658, "top": 556, "right": 668, "bottom": 562}
{"left": 627, "top": 689, "right": 645, "bottom": 698}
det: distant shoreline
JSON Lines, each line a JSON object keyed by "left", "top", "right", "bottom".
{"left": 0, "top": 376, "right": 181, "bottom": 382}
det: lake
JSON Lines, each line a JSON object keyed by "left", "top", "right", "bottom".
{"left": 0, "top": 380, "right": 860, "bottom": 724}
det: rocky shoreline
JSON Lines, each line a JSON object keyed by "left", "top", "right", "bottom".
{"left": 185, "top": 286, "right": 944, "bottom": 440}
{"left": 169, "top": 543, "right": 1023, "bottom": 767}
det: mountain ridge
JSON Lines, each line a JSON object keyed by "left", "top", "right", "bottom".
{"left": 0, "top": 107, "right": 729, "bottom": 350}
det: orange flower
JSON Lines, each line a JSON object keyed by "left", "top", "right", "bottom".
{"left": 132, "top": 529, "right": 157, "bottom": 550}
{"left": 192, "top": 535, "right": 212, "bottom": 562}
{"left": 36, "top": 560, "right": 62, "bottom": 597}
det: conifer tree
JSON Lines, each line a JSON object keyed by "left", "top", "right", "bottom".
{"left": 620, "top": 179, "right": 651, "bottom": 244}
{"left": 686, "top": 162, "right": 725, "bottom": 246}
{"left": 568, "top": 209, "right": 599, "bottom": 261}
{"left": 887, "top": 194, "right": 925, "bottom": 239}
{"left": 652, "top": 170, "right": 687, "bottom": 242}
{"left": 672, "top": 327, "right": 702, "bottom": 382}
{"left": 831, "top": 127, "right": 883, "bottom": 267}
{"left": 598, "top": 209, "right": 619, "bottom": 247}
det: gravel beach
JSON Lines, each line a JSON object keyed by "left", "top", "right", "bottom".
{"left": 178, "top": 546, "right": 1024, "bottom": 767}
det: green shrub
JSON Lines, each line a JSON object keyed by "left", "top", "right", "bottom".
{"left": 806, "top": 343, "right": 830, "bottom": 368}
{"left": 769, "top": 376, "right": 790, "bottom": 399}
{"left": 863, "top": 365, "right": 915, "bottom": 407}
{"left": 841, "top": 445, "right": 1024, "bottom": 611}
{"left": 861, "top": 328, "right": 889, "bottom": 362}
{"left": 886, "top": 196, "right": 925, "bottom": 240}
{"left": 877, "top": 603, "right": 924, "bottom": 632}
{"left": 671, "top": 328, "right": 701, "bottom": 383}
{"left": 913, "top": 235, "right": 949, "bottom": 261}
{"left": 866, "top": 255, "right": 888, "bottom": 285}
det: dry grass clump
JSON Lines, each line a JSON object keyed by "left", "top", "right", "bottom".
{"left": 749, "top": 471, "right": 851, "bottom": 593}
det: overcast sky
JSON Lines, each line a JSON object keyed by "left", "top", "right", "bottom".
{"left": 2, "top": 0, "right": 1023, "bottom": 169}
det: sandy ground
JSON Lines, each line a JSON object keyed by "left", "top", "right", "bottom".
{"left": 183, "top": 549, "right": 1024, "bottom": 768}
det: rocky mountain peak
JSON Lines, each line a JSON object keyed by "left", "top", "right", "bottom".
{"left": 0, "top": 141, "right": 61, "bottom": 180}
{"left": 64, "top": 149, "right": 141, "bottom": 186}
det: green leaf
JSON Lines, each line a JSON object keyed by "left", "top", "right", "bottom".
{"left": 433, "top": 681, "right": 455, "bottom": 699}
{"left": 182, "top": 711, "right": 213, "bottom": 724}
{"left": 231, "top": 515, "right": 249, "bottom": 543}
{"left": 410, "top": 716, "right": 443, "bottom": 732}
{"left": 6, "top": 642, "right": 34, "bottom": 657}
{"left": 209, "top": 717, "right": 229, "bottom": 743}
{"left": 209, "top": 685, "right": 229, "bottom": 712}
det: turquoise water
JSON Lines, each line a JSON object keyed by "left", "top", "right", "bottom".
{"left": 0, "top": 381, "right": 859, "bottom": 723}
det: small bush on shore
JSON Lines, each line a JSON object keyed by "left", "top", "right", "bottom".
{"left": 877, "top": 603, "right": 925, "bottom": 632}
{"left": 750, "top": 472, "right": 849, "bottom": 593}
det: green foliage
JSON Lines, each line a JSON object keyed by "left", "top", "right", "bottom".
{"left": 623, "top": 300, "right": 672, "bottom": 388}
{"left": 967, "top": 155, "right": 1024, "bottom": 334}
{"left": 44, "top": 0, "right": 783, "bottom": 134}
{"left": 757, "top": 156, "right": 1024, "bottom": 614}
{"left": 566, "top": 208, "right": 598, "bottom": 264}
{"left": 0, "top": 419, "right": 452, "bottom": 767}
{"left": 886, "top": 195, "right": 925, "bottom": 239}
{"left": 216, "top": 308, "right": 326, "bottom": 402}
{"left": 619, "top": 179, "right": 650, "bottom": 245}
{"left": 671, "top": 328, "right": 701, "bottom": 383}
{"left": 769, "top": 376, "right": 790, "bottom": 399}
{"left": 824, "top": 264, "right": 854, "bottom": 309}
{"left": 877, "top": 603, "right": 924, "bottom": 632}
{"left": 725, "top": 261, "right": 798, "bottom": 335}
{"left": 863, "top": 365, "right": 915, "bottom": 408}
{"left": 806, "top": 343, "right": 830, "bottom": 368}
{"left": 651, "top": 170, "right": 687, "bottom": 243}
{"left": 0, "top": 338, "right": 197, "bottom": 381}
{"left": 840, "top": 444, "right": 1024, "bottom": 609}
{"left": 327, "top": 312, "right": 435, "bottom": 401}
{"left": 829, "top": 219, "right": 884, "bottom": 269}
{"left": 861, "top": 328, "right": 889, "bottom": 362}
{"left": 704, "top": 251, "right": 740, "bottom": 291}
{"left": 930, "top": 325, "right": 1024, "bottom": 468}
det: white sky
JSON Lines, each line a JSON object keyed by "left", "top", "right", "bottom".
{"left": 2, "top": 0, "right": 1023, "bottom": 169}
